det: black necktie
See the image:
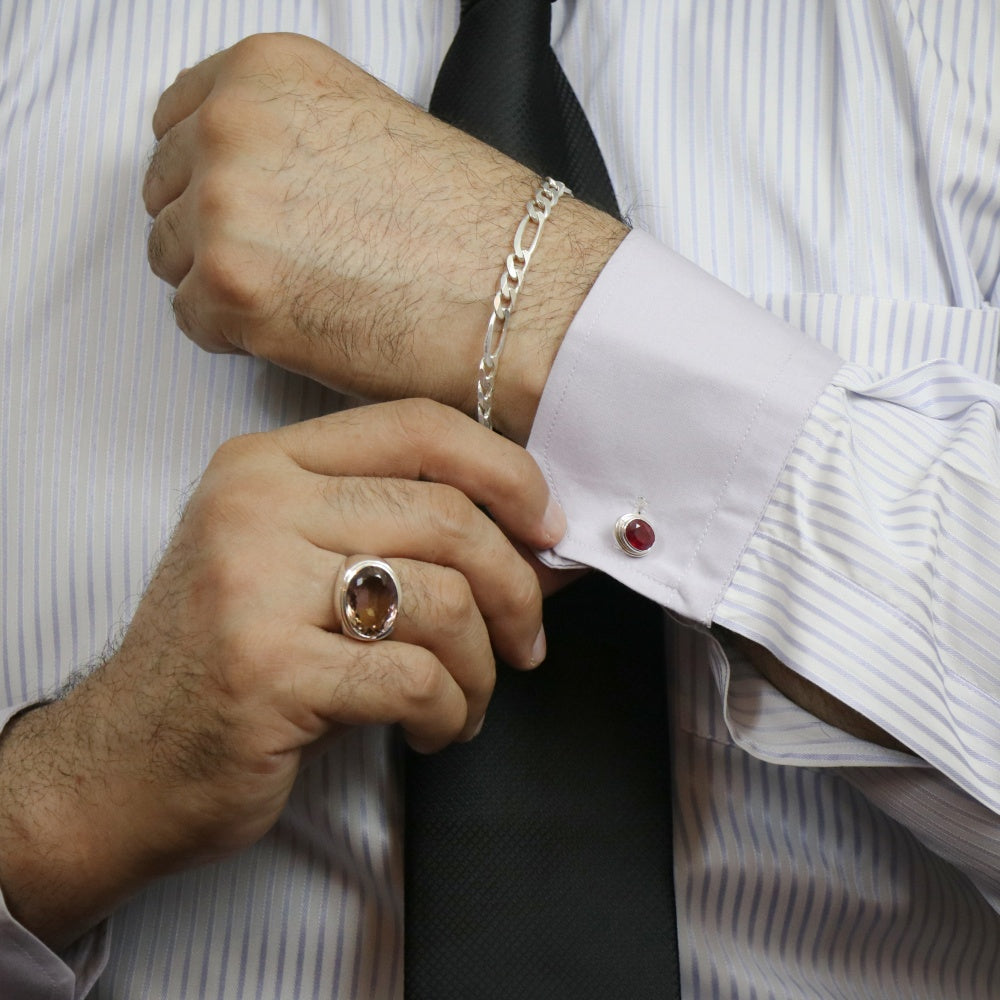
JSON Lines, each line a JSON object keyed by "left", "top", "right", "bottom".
{"left": 429, "top": 0, "right": 618, "bottom": 218}
{"left": 404, "top": 3, "right": 680, "bottom": 997}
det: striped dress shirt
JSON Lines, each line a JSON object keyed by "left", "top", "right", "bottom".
{"left": 2, "top": 1, "right": 999, "bottom": 997}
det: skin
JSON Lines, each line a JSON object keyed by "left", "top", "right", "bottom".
{"left": 0, "top": 401, "right": 566, "bottom": 949}
{"left": 142, "top": 32, "right": 902, "bottom": 749}
{"left": 0, "top": 28, "right": 904, "bottom": 959}
{"left": 140, "top": 33, "right": 629, "bottom": 446}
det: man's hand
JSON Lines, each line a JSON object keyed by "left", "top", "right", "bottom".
{"left": 0, "top": 400, "right": 565, "bottom": 950}
{"left": 142, "top": 33, "right": 627, "bottom": 444}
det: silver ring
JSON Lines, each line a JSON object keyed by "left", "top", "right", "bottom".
{"left": 337, "top": 557, "right": 402, "bottom": 641}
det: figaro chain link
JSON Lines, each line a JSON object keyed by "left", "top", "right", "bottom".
{"left": 476, "top": 177, "right": 572, "bottom": 430}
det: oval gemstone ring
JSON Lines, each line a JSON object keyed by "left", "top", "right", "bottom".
{"left": 337, "top": 557, "right": 402, "bottom": 642}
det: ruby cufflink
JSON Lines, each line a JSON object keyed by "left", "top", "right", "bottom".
{"left": 614, "top": 509, "right": 655, "bottom": 557}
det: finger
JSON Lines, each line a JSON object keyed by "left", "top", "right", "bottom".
{"left": 147, "top": 194, "right": 194, "bottom": 287}
{"left": 303, "top": 478, "right": 544, "bottom": 669}
{"left": 159, "top": 233, "right": 255, "bottom": 354}
{"left": 244, "top": 543, "right": 495, "bottom": 738}
{"left": 143, "top": 117, "right": 196, "bottom": 217}
{"left": 167, "top": 282, "right": 248, "bottom": 355}
{"left": 291, "top": 628, "right": 471, "bottom": 753}
{"left": 333, "top": 557, "right": 495, "bottom": 739}
{"left": 271, "top": 399, "right": 567, "bottom": 552}
{"left": 152, "top": 50, "right": 227, "bottom": 139}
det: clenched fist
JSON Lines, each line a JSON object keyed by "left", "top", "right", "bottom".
{"left": 142, "top": 33, "right": 627, "bottom": 443}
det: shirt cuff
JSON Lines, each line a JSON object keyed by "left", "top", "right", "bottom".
{"left": 528, "top": 228, "right": 843, "bottom": 625}
{"left": 0, "top": 702, "right": 109, "bottom": 999}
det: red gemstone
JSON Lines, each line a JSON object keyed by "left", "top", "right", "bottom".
{"left": 624, "top": 517, "right": 655, "bottom": 552}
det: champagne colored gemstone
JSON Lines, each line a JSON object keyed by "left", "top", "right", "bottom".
{"left": 624, "top": 517, "right": 655, "bottom": 552}
{"left": 344, "top": 564, "right": 399, "bottom": 639}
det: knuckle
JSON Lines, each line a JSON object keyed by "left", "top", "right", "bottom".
{"left": 192, "top": 92, "right": 240, "bottom": 149}
{"left": 194, "top": 241, "right": 261, "bottom": 315}
{"left": 151, "top": 103, "right": 169, "bottom": 143}
{"left": 433, "top": 567, "right": 477, "bottom": 624}
{"left": 190, "top": 168, "right": 231, "bottom": 222}
{"left": 143, "top": 127, "right": 178, "bottom": 212}
{"left": 229, "top": 32, "right": 282, "bottom": 66}
{"left": 497, "top": 559, "right": 541, "bottom": 621}
{"left": 401, "top": 396, "right": 447, "bottom": 428}
{"left": 141, "top": 156, "right": 161, "bottom": 215}
{"left": 508, "top": 447, "right": 546, "bottom": 495}
{"left": 232, "top": 32, "right": 328, "bottom": 80}
{"left": 392, "top": 398, "right": 452, "bottom": 451}
{"left": 151, "top": 93, "right": 182, "bottom": 142}
{"left": 425, "top": 484, "right": 476, "bottom": 548}
{"left": 211, "top": 431, "right": 262, "bottom": 468}
{"left": 146, "top": 216, "right": 166, "bottom": 272}
{"left": 169, "top": 290, "right": 196, "bottom": 336}
{"left": 146, "top": 209, "right": 179, "bottom": 280}
{"left": 490, "top": 442, "right": 543, "bottom": 506}
{"left": 194, "top": 437, "right": 270, "bottom": 511}
{"left": 398, "top": 647, "right": 447, "bottom": 707}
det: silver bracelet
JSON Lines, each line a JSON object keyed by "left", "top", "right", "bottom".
{"left": 476, "top": 177, "right": 572, "bottom": 430}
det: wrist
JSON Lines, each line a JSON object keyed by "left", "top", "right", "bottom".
{"left": 487, "top": 195, "right": 628, "bottom": 445}
{"left": 0, "top": 689, "right": 161, "bottom": 950}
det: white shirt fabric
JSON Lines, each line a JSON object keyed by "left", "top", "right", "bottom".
{"left": 2, "top": 1, "right": 1000, "bottom": 998}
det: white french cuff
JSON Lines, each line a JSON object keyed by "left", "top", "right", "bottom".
{"left": 528, "top": 228, "right": 843, "bottom": 625}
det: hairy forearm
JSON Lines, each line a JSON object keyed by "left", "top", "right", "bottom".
{"left": 0, "top": 696, "right": 151, "bottom": 950}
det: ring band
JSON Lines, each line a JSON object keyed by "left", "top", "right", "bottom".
{"left": 337, "top": 557, "right": 402, "bottom": 642}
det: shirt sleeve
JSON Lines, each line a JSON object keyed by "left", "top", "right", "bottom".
{"left": 529, "top": 228, "right": 1000, "bottom": 815}
{"left": 0, "top": 703, "right": 109, "bottom": 1000}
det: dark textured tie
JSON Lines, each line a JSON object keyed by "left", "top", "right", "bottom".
{"left": 404, "top": 3, "right": 680, "bottom": 997}
{"left": 429, "top": 0, "right": 618, "bottom": 218}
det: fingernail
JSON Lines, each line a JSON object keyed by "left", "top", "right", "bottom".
{"left": 529, "top": 625, "right": 547, "bottom": 667}
{"left": 459, "top": 717, "right": 485, "bottom": 743}
{"left": 541, "top": 497, "right": 567, "bottom": 545}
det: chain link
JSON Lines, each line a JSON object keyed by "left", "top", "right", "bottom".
{"left": 476, "top": 177, "right": 571, "bottom": 429}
